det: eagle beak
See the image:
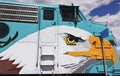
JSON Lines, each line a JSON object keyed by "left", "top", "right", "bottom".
{"left": 65, "top": 36, "right": 117, "bottom": 65}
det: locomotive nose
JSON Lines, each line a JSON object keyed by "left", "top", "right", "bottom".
{"left": 0, "top": 23, "right": 9, "bottom": 39}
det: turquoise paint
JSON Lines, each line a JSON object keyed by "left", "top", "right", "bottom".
{"left": 0, "top": 21, "right": 38, "bottom": 53}
{"left": 0, "top": 1, "right": 120, "bottom": 75}
{"left": 86, "top": 60, "right": 120, "bottom": 75}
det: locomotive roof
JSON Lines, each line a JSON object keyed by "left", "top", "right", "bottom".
{"left": 0, "top": 0, "right": 79, "bottom": 8}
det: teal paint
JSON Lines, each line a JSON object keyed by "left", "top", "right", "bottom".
{"left": 0, "top": 1, "right": 120, "bottom": 75}
{"left": 0, "top": 21, "right": 38, "bottom": 53}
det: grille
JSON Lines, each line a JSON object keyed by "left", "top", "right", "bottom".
{"left": 0, "top": 2, "right": 38, "bottom": 23}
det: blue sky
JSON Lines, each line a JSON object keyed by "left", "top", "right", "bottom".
{"left": 89, "top": 0, "right": 120, "bottom": 17}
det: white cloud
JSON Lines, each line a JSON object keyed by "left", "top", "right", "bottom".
{"left": 117, "top": 46, "right": 120, "bottom": 50}
{"left": 109, "top": 24, "right": 120, "bottom": 43}
{"left": 91, "top": 12, "right": 120, "bottom": 25}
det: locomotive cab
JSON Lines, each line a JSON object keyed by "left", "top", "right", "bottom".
{"left": 0, "top": 1, "right": 120, "bottom": 75}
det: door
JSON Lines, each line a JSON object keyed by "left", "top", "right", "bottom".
{"left": 38, "top": 7, "right": 58, "bottom": 74}
{"left": 39, "top": 8, "right": 57, "bottom": 46}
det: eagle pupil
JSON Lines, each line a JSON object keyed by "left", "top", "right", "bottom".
{"left": 68, "top": 36, "right": 74, "bottom": 41}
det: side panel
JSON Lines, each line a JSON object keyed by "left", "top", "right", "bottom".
{"left": 0, "top": 1, "right": 120, "bottom": 75}
{"left": 0, "top": 21, "right": 39, "bottom": 74}
{"left": 0, "top": 2, "right": 39, "bottom": 74}
{"left": 38, "top": 7, "right": 58, "bottom": 74}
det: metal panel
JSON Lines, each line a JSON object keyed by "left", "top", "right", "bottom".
{"left": 0, "top": 2, "right": 38, "bottom": 23}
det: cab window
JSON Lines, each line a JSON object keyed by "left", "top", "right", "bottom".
{"left": 43, "top": 9, "right": 54, "bottom": 20}
{"left": 60, "top": 6, "right": 82, "bottom": 22}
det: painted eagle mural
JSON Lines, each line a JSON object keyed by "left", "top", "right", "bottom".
{"left": 0, "top": 0, "right": 120, "bottom": 75}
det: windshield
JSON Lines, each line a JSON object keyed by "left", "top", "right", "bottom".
{"left": 60, "top": 6, "right": 82, "bottom": 22}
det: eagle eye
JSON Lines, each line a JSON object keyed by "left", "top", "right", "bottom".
{"left": 64, "top": 34, "right": 85, "bottom": 45}
{"left": 64, "top": 35, "right": 76, "bottom": 45}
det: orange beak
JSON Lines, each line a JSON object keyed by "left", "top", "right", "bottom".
{"left": 66, "top": 36, "right": 117, "bottom": 65}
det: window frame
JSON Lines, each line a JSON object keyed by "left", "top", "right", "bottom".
{"left": 60, "top": 6, "right": 82, "bottom": 22}
{"left": 43, "top": 8, "right": 55, "bottom": 20}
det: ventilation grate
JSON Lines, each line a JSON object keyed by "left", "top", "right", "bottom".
{"left": 0, "top": 2, "right": 38, "bottom": 23}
